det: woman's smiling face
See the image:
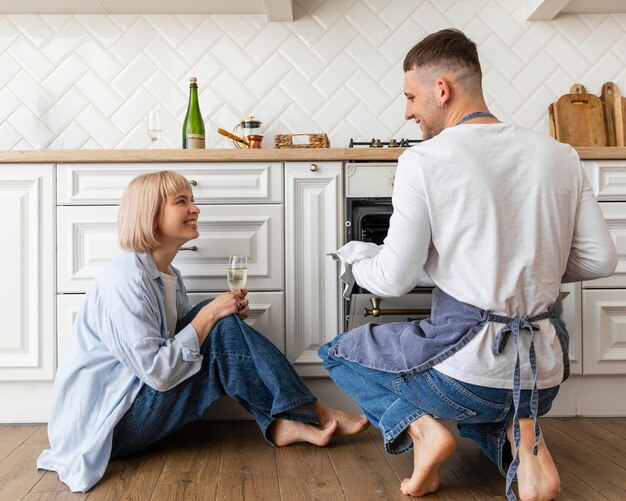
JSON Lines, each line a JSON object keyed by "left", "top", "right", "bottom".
{"left": 156, "top": 188, "right": 200, "bottom": 247}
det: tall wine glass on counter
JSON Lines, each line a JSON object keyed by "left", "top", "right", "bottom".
{"left": 227, "top": 255, "right": 248, "bottom": 291}
{"left": 147, "top": 108, "right": 162, "bottom": 148}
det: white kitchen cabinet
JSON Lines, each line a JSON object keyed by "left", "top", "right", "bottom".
{"left": 57, "top": 204, "right": 283, "bottom": 292}
{"left": 583, "top": 202, "right": 626, "bottom": 288}
{"left": 57, "top": 162, "right": 283, "bottom": 205}
{"left": 0, "top": 165, "right": 55, "bottom": 382}
{"left": 584, "top": 160, "right": 626, "bottom": 202}
{"left": 579, "top": 161, "right": 626, "bottom": 379}
{"left": 583, "top": 289, "right": 626, "bottom": 374}
{"left": 284, "top": 162, "right": 342, "bottom": 376}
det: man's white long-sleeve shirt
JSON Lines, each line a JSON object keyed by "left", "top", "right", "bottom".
{"left": 352, "top": 123, "right": 616, "bottom": 389}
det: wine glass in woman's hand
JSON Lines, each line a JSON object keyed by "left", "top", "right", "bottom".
{"left": 227, "top": 255, "right": 248, "bottom": 292}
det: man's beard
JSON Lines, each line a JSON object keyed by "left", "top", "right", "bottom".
{"left": 421, "top": 97, "right": 446, "bottom": 140}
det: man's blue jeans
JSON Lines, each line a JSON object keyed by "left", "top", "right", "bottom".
{"left": 110, "top": 300, "right": 317, "bottom": 458}
{"left": 319, "top": 335, "right": 559, "bottom": 478}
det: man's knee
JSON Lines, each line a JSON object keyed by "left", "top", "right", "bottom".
{"left": 317, "top": 339, "right": 341, "bottom": 369}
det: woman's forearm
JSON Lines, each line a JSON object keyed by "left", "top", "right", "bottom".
{"left": 191, "top": 312, "right": 217, "bottom": 345}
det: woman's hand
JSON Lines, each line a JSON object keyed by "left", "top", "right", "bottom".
{"left": 236, "top": 288, "right": 250, "bottom": 319}
{"left": 191, "top": 290, "right": 249, "bottom": 344}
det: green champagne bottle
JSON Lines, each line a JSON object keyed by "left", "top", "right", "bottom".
{"left": 182, "top": 77, "right": 205, "bottom": 149}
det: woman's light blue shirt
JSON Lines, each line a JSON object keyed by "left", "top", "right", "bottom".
{"left": 37, "top": 252, "right": 202, "bottom": 492}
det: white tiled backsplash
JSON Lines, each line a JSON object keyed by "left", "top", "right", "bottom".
{"left": 0, "top": 0, "right": 625, "bottom": 150}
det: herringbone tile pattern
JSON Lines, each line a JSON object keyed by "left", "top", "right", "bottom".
{"left": 0, "top": 1, "right": 625, "bottom": 150}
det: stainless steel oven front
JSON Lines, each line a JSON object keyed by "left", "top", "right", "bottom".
{"left": 343, "top": 162, "right": 433, "bottom": 331}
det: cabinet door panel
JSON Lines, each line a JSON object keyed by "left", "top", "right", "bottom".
{"left": 583, "top": 160, "right": 626, "bottom": 201}
{"left": 57, "top": 205, "right": 283, "bottom": 292}
{"left": 57, "top": 292, "right": 284, "bottom": 360}
{"left": 583, "top": 203, "right": 626, "bottom": 288}
{"left": 57, "top": 206, "right": 121, "bottom": 293}
{"left": 285, "top": 162, "right": 341, "bottom": 377}
{"left": 58, "top": 163, "right": 282, "bottom": 205}
{"left": 56, "top": 294, "right": 85, "bottom": 364}
{"left": 0, "top": 165, "right": 54, "bottom": 381}
{"left": 583, "top": 289, "right": 626, "bottom": 374}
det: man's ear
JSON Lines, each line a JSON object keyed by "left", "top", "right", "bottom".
{"left": 436, "top": 78, "right": 451, "bottom": 107}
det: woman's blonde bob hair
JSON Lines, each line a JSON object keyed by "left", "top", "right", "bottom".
{"left": 118, "top": 170, "right": 192, "bottom": 252}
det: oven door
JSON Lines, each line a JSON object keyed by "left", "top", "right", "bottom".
{"left": 348, "top": 290, "right": 433, "bottom": 329}
{"left": 344, "top": 194, "right": 433, "bottom": 330}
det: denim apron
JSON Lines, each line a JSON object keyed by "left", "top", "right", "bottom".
{"left": 330, "top": 287, "right": 570, "bottom": 501}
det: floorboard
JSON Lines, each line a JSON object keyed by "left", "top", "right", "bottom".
{"left": 275, "top": 441, "right": 345, "bottom": 500}
{"left": 150, "top": 422, "right": 223, "bottom": 501}
{"left": 1, "top": 417, "right": 623, "bottom": 501}
{"left": 542, "top": 419, "right": 626, "bottom": 501}
{"left": 215, "top": 421, "right": 280, "bottom": 501}
{"left": 326, "top": 428, "right": 414, "bottom": 500}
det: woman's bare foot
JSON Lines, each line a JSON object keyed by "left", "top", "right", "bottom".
{"left": 507, "top": 419, "right": 561, "bottom": 501}
{"left": 268, "top": 418, "right": 338, "bottom": 447}
{"left": 400, "top": 414, "right": 456, "bottom": 497}
{"left": 313, "top": 401, "right": 370, "bottom": 436}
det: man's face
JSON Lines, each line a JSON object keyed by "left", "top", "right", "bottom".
{"left": 403, "top": 68, "right": 446, "bottom": 140}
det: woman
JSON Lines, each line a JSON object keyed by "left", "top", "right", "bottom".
{"left": 37, "top": 170, "right": 368, "bottom": 492}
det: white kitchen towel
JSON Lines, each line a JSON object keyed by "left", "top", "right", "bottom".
{"left": 329, "top": 241, "right": 434, "bottom": 300}
{"left": 328, "top": 241, "right": 382, "bottom": 300}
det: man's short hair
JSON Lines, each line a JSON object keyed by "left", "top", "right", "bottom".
{"left": 118, "top": 170, "right": 192, "bottom": 252}
{"left": 403, "top": 28, "right": 481, "bottom": 79}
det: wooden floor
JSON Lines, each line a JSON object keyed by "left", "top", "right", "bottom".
{"left": 1, "top": 417, "right": 625, "bottom": 500}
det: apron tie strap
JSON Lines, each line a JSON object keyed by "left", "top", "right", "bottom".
{"left": 489, "top": 314, "right": 543, "bottom": 501}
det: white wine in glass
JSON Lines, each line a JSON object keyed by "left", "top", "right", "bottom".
{"left": 147, "top": 108, "right": 162, "bottom": 148}
{"left": 227, "top": 255, "right": 248, "bottom": 291}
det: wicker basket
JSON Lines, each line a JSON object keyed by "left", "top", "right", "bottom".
{"left": 274, "top": 133, "right": 330, "bottom": 148}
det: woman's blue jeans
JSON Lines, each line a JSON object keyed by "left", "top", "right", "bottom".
{"left": 318, "top": 336, "right": 559, "bottom": 478}
{"left": 110, "top": 300, "right": 317, "bottom": 459}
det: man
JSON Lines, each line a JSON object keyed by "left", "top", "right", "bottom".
{"left": 319, "top": 29, "right": 616, "bottom": 501}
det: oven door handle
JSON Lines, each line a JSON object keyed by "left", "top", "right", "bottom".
{"left": 364, "top": 297, "right": 431, "bottom": 318}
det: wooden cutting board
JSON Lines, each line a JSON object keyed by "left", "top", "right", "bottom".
{"left": 552, "top": 84, "right": 608, "bottom": 147}
{"left": 600, "top": 82, "right": 625, "bottom": 147}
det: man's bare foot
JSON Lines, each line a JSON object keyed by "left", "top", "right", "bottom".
{"left": 268, "top": 418, "right": 338, "bottom": 447}
{"left": 313, "top": 401, "right": 369, "bottom": 436}
{"left": 507, "top": 419, "right": 561, "bottom": 501}
{"left": 400, "top": 415, "right": 456, "bottom": 497}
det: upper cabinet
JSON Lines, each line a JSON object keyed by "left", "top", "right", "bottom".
{"left": 526, "top": 0, "right": 626, "bottom": 20}
{"left": 0, "top": 0, "right": 294, "bottom": 20}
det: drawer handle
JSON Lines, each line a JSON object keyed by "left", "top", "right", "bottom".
{"left": 189, "top": 179, "right": 198, "bottom": 186}
{"left": 180, "top": 246, "right": 198, "bottom": 252}
{"left": 310, "top": 164, "right": 318, "bottom": 172}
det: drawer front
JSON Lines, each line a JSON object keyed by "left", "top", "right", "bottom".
{"left": 57, "top": 204, "right": 283, "bottom": 292}
{"left": 583, "top": 202, "right": 626, "bottom": 288}
{"left": 345, "top": 162, "right": 397, "bottom": 198}
{"left": 57, "top": 163, "right": 283, "bottom": 205}
{"left": 583, "top": 160, "right": 626, "bottom": 201}
{"left": 57, "top": 292, "right": 285, "bottom": 361}
{"left": 582, "top": 289, "right": 626, "bottom": 375}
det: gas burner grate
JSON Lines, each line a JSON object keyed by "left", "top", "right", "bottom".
{"left": 348, "top": 138, "right": 422, "bottom": 148}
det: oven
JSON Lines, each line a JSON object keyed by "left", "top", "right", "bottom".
{"left": 343, "top": 159, "right": 432, "bottom": 331}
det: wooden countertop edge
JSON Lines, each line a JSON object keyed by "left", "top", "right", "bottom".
{"left": 0, "top": 147, "right": 625, "bottom": 163}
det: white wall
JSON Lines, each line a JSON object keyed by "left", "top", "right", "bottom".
{"left": 0, "top": 0, "right": 624, "bottom": 150}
